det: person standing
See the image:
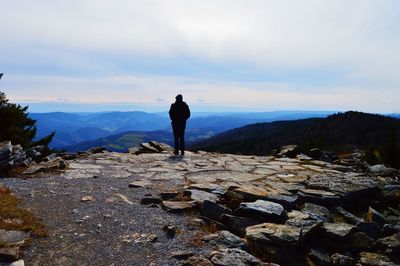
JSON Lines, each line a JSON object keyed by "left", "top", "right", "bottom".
{"left": 169, "top": 94, "right": 190, "bottom": 155}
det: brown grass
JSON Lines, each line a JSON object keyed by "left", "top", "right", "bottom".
{"left": 0, "top": 186, "right": 47, "bottom": 237}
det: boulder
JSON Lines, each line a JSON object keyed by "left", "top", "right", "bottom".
{"left": 201, "top": 200, "right": 232, "bottom": 221}
{"left": 234, "top": 200, "right": 287, "bottom": 223}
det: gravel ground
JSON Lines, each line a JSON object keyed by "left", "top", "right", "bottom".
{"left": 3, "top": 174, "right": 212, "bottom": 266}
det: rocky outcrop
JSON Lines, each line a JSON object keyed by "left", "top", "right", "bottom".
{"left": 0, "top": 141, "right": 69, "bottom": 175}
{"left": 8, "top": 142, "right": 400, "bottom": 265}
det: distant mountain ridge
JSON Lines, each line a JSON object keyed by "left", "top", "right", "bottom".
{"left": 191, "top": 111, "right": 400, "bottom": 157}
{"left": 31, "top": 110, "right": 335, "bottom": 148}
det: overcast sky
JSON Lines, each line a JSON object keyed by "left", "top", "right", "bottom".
{"left": 1, "top": 0, "right": 399, "bottom": 112}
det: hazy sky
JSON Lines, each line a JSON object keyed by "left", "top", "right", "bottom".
{"left": 1, "top": 0, "right": 399, "bottom": 112}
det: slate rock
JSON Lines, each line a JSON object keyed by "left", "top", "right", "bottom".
{"left": 246, "top": 223, "right": 302, "bottom": 247}
{"left": 357, "top": 222, "right": 381, "bottom": 239}
{"left": 220, "top": 214, "right": 261, "bottom": 237}
{"left": 330, "top": 253, "right": 354, "bottom": 266}
{"left": 183, "top": 189, "right": 218, "bottom": 204}
{"left": 369, "top": 164, "right": 398, "bottom": 177}
{"left": 382, "top": 224, "right": 400, "bottom": 236}
{"left": 377, "top": 233, "right": 400, "bottom": 253}
{"left": 322, "top": 223, "right": 357, "bottom": 240}
{"left": 301, "top": 202, "right": 330, "bottom": 222}
{"left": 358, "top": 252, "right": 397, "bottom": 266}
{"left": 160, "top": 191, "right": 179, "bottom": 200}
{"left": 234, "top": 200, "right": 287, "bottom": 223}
{"left": 265, "top": 194, "right": 299, "bottom": 210}
{"left": 182, "top": 256, "right": 213, "bottom": 266}
{"left": 162, "top": 201, "right": 197, "bottom": 212}
{"left": 105, "top": 194, "right": 133, "bottom": 205}
{"left": 148, "top": 141, "right": 173, "bottom": 152}
{"left": 202, "top": 230, "right": 247, "bottom": 250}
{"left": 170, "top": 250, "right": 194, "bottom": 260}
{"left": 335, "top": 206, "right": 363, "bottom": 225}
{"left": 306, "top": 249, "right": 330, "bottom": 266}
{"left": 201, "top": 200, "right": 232, "bottom": 221}
{"left": 245, "top": 223, "right": 302, "bottom": 264}
{"left": 366, "top": 207, "right": 388, "bottom": 226}
{"left": 298, "top": 188, "right": 341, "bottom": 206}
{"left": 88, "top": 146, "right": 107, "bottom": 154}
{"left": 349, "top": 232, "right": 376, "bottom": 252}
{"left": 210, "top": 248, "right": 267, "bottom": 266}
{"left": 139, "top": 143, "right": 159, "bottom": 153}
{"left": 129, "top": 180, "right": 152, "bottom": 188}
{"left": 140, "top": 197, "right": 162, "bottom": 205}
{"left": 277, "top": 145, "right": 301, "bottom": 158}
{"left": 189, "top": 183, "right": 225, "bottom": 195}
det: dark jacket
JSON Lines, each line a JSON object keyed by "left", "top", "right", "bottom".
{"left": 169, "top": 101, "right": 190, "bottom": 123}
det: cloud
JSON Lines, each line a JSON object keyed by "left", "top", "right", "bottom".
{"left": 0, "top": 0, "right": 399, "bottom": 111}
{"left": 2, "top": 74, "right": 399, "bottom": 113}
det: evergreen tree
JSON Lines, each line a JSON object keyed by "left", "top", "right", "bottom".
{"left": 0, "top": 90, "right": 54, "bottom": 148}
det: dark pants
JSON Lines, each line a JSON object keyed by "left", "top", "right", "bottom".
{"left": 172, "top": 121, "right": 186, "bottom": 153}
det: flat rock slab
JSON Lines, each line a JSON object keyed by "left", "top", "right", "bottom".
{"left": 298, "top": 188, "right": 341, "bottom": 206}
{"left": 183, "top": 189, "right": 219, "bottom": 204}
{"left": 246, "top": 223, "right": 302, "bottom": 247}
{"left": 203, "top": 230, "right": 247, "bottom": 250}
{"left": 162, "top": 201, "right": 197, "bottom": 212}
{"left": 358, "top": 252, "right": 398, "bottom": 266}
{"left": 377, "top": 233, "right": 400, "bottom": 253}
{"left": 234, "top": 200, "right": 287, "bottom": 223}
{"left": 322, "top": 223, "right": 357, "bottom": 239}
{"left": 301, "top": 202, "right": 330, "bottom": 221}
{"left": 210, "top": 248, "right": 267, "bottom": 266}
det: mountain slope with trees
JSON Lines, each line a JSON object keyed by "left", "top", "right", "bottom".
{"left": 192, "top": 111, "right": 400, "bottom": 168}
